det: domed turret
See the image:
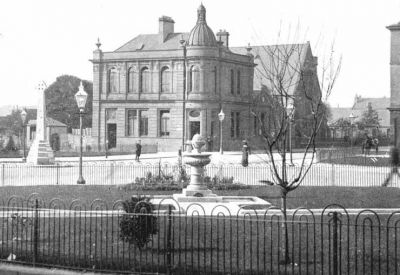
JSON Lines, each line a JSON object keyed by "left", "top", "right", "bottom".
{"left": 187, "top": 4, "right": 217, "bottom": 47}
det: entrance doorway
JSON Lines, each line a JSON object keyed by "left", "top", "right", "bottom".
{"left": 107, "top": 124, "right": 117, "bottom": 149}
{"left": 189, "top": 121, "right": 200, "bottom": 140}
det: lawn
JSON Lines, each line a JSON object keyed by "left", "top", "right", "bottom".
{"left": 0, "top": 185, "right": 400, "bottom": 209}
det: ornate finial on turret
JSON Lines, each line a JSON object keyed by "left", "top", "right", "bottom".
{"left": 246, "top": 43, "right": 253, "bottom": 56}
{"left": 197, "top": 3, "right": 206, "bottom": 23}
{"left": 96, "top": 38, "right": 102, "bottom": 50}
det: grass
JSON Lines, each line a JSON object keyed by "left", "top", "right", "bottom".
{"left": 1, "top": 185, "right": 400, "bottom": 209}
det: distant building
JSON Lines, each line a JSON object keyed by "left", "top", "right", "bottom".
{"left": 26, "top": 117, "right": 68, "bottom": 150}
{"left": 90, "top": 4, "right": 322, "bottom": 152}
{"left": 328, "top": 96, "right": 390, "bottom": 139}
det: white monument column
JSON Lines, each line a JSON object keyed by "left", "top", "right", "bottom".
{"left": 26, "top": 81, "right": 55, "bottom": 165}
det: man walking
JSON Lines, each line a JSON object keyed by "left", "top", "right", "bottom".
{"left": 135, "top": 140, "right": 142, "bottom": 161}
{"left": 382, "top": 147, "right": 400, "bottom": 187}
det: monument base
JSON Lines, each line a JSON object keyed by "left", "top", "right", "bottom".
{"left": 27, "top": 139, "right": 55, "bottom": 165}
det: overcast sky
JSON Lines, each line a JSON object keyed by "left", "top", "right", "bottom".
{"left": 0, "top": 0, "right": 399, "bottom": 108}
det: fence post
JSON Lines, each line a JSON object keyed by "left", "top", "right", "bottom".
{"left": 33, "top": 199, "right": 39, "bottom": 266}
{"left": 332, "top": 211, "right": 339, "bottom": 275}
{"left": 1, "top": 163, "right": 4, "bottom": 186}
{"left": 56, "top": 163, "right": 59, "bottom": 185}
{"left": 166, "top": 205, "right": 172, "bottom": 274}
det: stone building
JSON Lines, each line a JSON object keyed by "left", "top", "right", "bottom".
{"left": 388, "top": 21, "right": 400, "bottom": 147}
{"left": 91, "top": 4, "right": 254, "bottom": 152}
{"left": 90, "top": 4, "right": 322, "bottom": 152}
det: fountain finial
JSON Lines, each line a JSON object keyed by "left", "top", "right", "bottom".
{"left": 191, "top": 134, "right": 205, "bottom": 153}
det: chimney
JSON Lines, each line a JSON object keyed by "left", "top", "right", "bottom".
{"left": 216, "top": 29, "right": 229, "bottom": 48}
{"left": 159, "top": 16, "right": 174, "bottom": 42}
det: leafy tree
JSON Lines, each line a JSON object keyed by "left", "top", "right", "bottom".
{"left": 356, "top": 103, "right": 380, "bottom": 130}
{"left": 4, "top": 136, "right": 17, "bottom": 151}
{"left": 2, "top": 108, "right": 35, "bottom": 136}
{"left": 45, "top": 75, "right": 93, "bottom": 130}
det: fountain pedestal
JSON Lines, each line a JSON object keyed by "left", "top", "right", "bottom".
{"left": 173, "top": 134, "right": 221, "bottom": 203}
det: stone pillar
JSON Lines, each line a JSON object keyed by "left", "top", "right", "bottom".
{"left": 26, "top": 82, "right": 55, "bottom": 165}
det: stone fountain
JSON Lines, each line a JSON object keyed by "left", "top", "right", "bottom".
{"left": 152, "top": 134, "right": 271, "bottom": 215}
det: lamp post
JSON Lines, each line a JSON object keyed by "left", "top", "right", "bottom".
{"left": 75, "top": 81, "right": 88, "bottom": 185}
{"left": 20, "top": 109, "right": 27, "bottom": 162}
{"left": 180, "top": 37, "right": 187, "bottom": 152}
{"left": 349, "top": 112, "right": 355, "bottom": 153}
{"left": 287, "top": 102, "right": 295, "bottom": 164}
{"left": 218, "top": 109, "right": 225, "bottom": 154}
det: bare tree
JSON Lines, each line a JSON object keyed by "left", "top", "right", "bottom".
{"left": 252, "top": 36, "right": 341, "bottom": 263}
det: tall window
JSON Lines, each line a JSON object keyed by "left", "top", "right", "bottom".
{"left": 230, "top": 111, "right": 240, "bottom": 138}
{"left": 189, "top": 65, "right": 200, "bottom": 92}
{"left": 128, "top": 67, "right": 137, "bottom": 93}
{"left": 140, "top": 67, "right": 150, "bottom": 93}
{"left": 214, "top": 67, "right": 217, "bottom": 94}
{"left": 108, "top": 67, "right": 119, "bottom": 93}
{"left": 254, "top": 116, "right": 258, "bottom": 135}
{"left": 260, "top": 112, "right": 265, "bottom": 135}
{"left": 159, "top": 110, "right": 170, "bottom": 136}
{"left": 230, "top": 69, "right": 234, "bottom": 94}
{"left": 126, "top": 110, "right": 137, "bottom": 136}
{"left": 139, "top": 110, "right": 149, "bottom": 136}
{"left": 161, "top": 67, "right": 170, "bottom": 93}
{"left": 237, "top": 71, "right": 241, "bottom": 94}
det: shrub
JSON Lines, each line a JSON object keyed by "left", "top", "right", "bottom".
{"left": 119, "top": 196, "right": 158, "bottom": 249}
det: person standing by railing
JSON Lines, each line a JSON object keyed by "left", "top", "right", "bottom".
{"left": 241, "top": 140, "right": 251, "bottom": 167}
{"left": 135, "top": 140, "right": 142, "bottom": 162}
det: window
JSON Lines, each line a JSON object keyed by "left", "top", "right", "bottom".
{"left": 189, "top": 65, "right": 200, "bottom": 92}
{"left": 237, "top": 71, "right": 241, "bottom": 94}
{"left": 214, "top": 67, "right": 217, "bottom": 94}
{"left": 260, "top": 113, "right": 265, "bottom": 135}
{"left": 139, "top": 110, "right": 149, "bottom": 136}
{"left": 254, "top": 116, "right": 258, "bottom": 135}
{"left": 140, "top": 67, "right": 150, "bottom": 93}
{"left": 161, "top": 67, "right": 170, "bottom": 93}
{"left": 126, "top": 110, "right": 137, "bottom": 136}
{"left": 128, "top": 67, "right": 137, "bottom": 93}
{"left": 230, "top": 111, "right": 240, "bottom": 138}
{"left": 159, "top": 110, "right": 170, "bottom": 136}
{"left": 108, "top": 67, "right": 119, "bottom": 93}
{"left": 230, "top": 70, "right": 234, "bottom": 94}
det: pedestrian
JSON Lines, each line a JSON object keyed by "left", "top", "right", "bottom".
{"left": 374, "top": 137, "right": 379, "bottom": 153}
{"left": 241, "top": 140, "right": 251, "bottom": 167}
{"left": 206, "top": 136, "right": 212, "bottom": 152}
{"left": 135, "top": 140, "right": 142, "bottom": 161}
{"left": 383, "top": 147, "right": 400, "bottom": 187}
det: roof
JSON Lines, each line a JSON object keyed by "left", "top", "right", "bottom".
{"left": 352, "top": 97, "right": 390, "bottom": 110}
{"left": 328, "top": 108, "right": 359, "bottom": 125}
{"left": 28, "top": 117, "right": 67, "bottom": 127}
{"left": 231, "top": 43, "right": 310, "bottom": 95}
{"left": 187, "top": 4, "right": 217, "bottom": 47}
{"left": 115, "top": 33, "right": 190, "bottom": 52}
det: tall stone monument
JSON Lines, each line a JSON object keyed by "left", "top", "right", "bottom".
{"left": 27, "top": 81, "right": 55, "bottom": 165}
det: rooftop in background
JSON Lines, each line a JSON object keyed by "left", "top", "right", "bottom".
{"left": 28, "top": 117, "right": 67, "bottom": 127}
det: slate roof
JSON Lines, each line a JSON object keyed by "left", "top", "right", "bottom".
{"left": 28, "top": 117, "right": 67, "bottom": 127}
{"left": 231, "top": 43, "right": 310, "bottom": 95}
{"left": 115, "top": 33, "right": 190, "bottom": 52}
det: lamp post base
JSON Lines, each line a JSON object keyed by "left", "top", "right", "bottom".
{"left": 77, "top": 177, "right": 86, "bottom": 185}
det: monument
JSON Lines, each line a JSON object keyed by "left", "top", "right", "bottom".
{"left": 152, "top": 134, "right": 271, "bottom": 215}
{"left": 26, "top": 82, "right": 55, "bottom": 165}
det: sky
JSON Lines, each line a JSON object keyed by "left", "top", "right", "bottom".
{"left": 0, "top": 0, "right": 399, "bottom": 108}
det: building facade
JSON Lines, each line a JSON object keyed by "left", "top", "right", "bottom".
{"left": 91, "top": 5, "right": 255, "bottom": 152}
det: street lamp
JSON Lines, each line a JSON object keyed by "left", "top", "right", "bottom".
{"left": 20, "top": 109, "right": 27, "bottom": 162}
{"left": 75, "top": 81, "right": 88, "bottom": 185}
{"left": 180, "top": 37, "right": 187, "bottom": 152}
{"left": 349, "top": 112, "right": 355, "bottom": 153}
{"left": 218, "top": 109, "right": 225, "bottom": 154}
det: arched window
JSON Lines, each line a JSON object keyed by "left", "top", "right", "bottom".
{"left": 140, "top": 67, "right": 150, "bottom": 93}
{"left": 108, "top": 67, "right": 119, "bottom": 93}
{"left": 189, "top": 65, "right": 200, "bottom": 92}
{"left": 127, "top": 67, "right": 137, "bottom": 93}
{"left": 237, "top": 71, "right": 241, "bottom": 94}
{"left": 160, "top": 66, "right": 170, "bottom": 93}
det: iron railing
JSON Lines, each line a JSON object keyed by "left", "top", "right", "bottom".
{"left": 0, "top": 195, "right": 399, "bottom": 274}
{"left": 0, "top": 162, "right": 397, "bottom": 187}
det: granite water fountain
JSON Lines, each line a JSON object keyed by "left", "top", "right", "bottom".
{"left": 151, "top": 134, "right": 271, "bottom": 215}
